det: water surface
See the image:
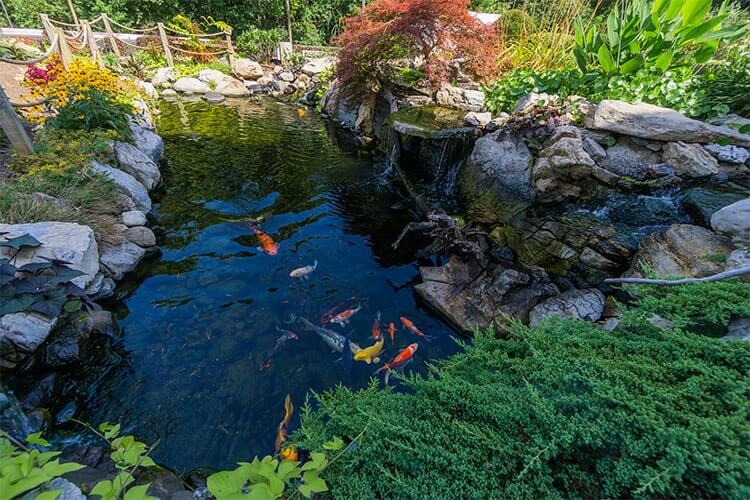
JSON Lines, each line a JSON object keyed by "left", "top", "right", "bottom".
{"left": 79, "top": 98, "right": 461, "bottom": 471}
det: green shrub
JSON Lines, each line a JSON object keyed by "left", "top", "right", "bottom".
{"left": 236, "top": 27, "right": 283, "bottom": 61}
{"left": 46, "top": 88, "right": 133, "bottom": 140}
{"left": 499, "top": 8, "right": 537, "bottom": 38}
{"left": 296, "top": 317, "right": 750, "bottom": 499}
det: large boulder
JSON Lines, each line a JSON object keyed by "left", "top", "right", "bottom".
{"left": 91, "top": 161, "right": 151, "bottom": 212}
{"left": 682, "top": 188, "right": 747, "bottom": 227}
{"left": 129, "top": 122, "right": 164, "bottom": 163}
{"left": 626, "top": 224, "right": 734, "bottom": 278}
{"left": 463, "top": 131, "right": 535, "bottom": 204}
{"left": 528, "top": 288, "right": 605, "bottom": 326}
{"left": 124, "top": 226, "right": 156, "bottom": 247}
{"left": 585, "top": 100, "right": 750, "bottom": 146}
{"left": 214, "top": 78, "right": 251, "bottom": 97}
{"left": 121, "top": 210, "right": 147, "bottom": 227}
{"left": 172, "top": 77, "right": 210, "bottom": 94}
{"left": 301, "top": 57, "right": 334, "bottom": 76}
{"left": 661, "top": 141, "right": 719, "bottom": 178}
{"left": 710, "top": 198, "right": 750, "bottom": 245}
{"left": 415, "top": 256, "right": 559, "bottom": 331}
{"left": 597, "top": 137, "right": 662, "bottom": 179}
{"left": 99, "top": 240, "right": 146, "bottom": 280}
{"left": 435, "top": 84, "right": 485, "bottom": 112}
{"left": 0, "top": 313, "right": 58, "bottom": 369}
{"left": 0, "top": 222, "right": 99, "bottom": 288}
{"left": 114, "top": 141, "right": 161, "bottom": 191}
{"left": 232, "top": 58, "right": 264, "bottom": 80}
{"left": 151, "top": 67, "right": 177, "bottom": 88}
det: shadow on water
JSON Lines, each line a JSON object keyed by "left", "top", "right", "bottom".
{"left": 75, "top": 98, "right": 462, "bottom": 472}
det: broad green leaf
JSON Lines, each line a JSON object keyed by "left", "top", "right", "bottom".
{"left": 35, "top": 490, "right": 62, "bottom": 500}
{"left": 653, "top": 50, "right": 673, "bottom": 71}
{"left": 91, "top": 480, "right": 113, "bottom": 497}
{"left": 26, "top": 433, "right": 50, "bottom": 447}
{"left": 276, "top": 460, "right": 300, "bottom": 483}
{"left": 620, "top": 55, "right": 644, "bottom": 74}
{"left": 693, "top": 41, "right": 717, "bottom": 63}
{"left": 207, "top": 470, "right": 248, "bottom": 497}
{"left": 123, "top": 483, "right": 157, "bottom": 500}
{"left": 681, "top": 0, "right": 711, "bottom": 25}
{"left": 302, "top": 471, "right": 328, "bottom": 494}
{"left": 322, "top": 436, "right": 344, "bottom": 451}
{"left": 665, "top": 0, "right": 682, "bottom": 20}
{"left": 606, "top": 13, "right": 620, "bottom": 47}
{"left": 597, "top": 45, "right": 616, "bottom": 73}
{"left": 573, "top": 47, "right": 588, "bottom": 73}
{"left": 0, "top": 234, "right": 41, "bottom": 251}
{"left": 246, "top": 483, "right": 276, "bottom": 500}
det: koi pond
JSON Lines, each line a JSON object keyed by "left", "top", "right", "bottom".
{"left": 76, "top": 98, "right": 461, "bottom": 472}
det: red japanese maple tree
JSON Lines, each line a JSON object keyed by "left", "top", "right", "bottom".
{"left": 335, "top": 0, "right": 502, "bottom": 95}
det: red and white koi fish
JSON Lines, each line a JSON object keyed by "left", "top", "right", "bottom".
{"left": 374, "top": 343, "right": 418, "bottom": 385}
{"left": 371, "top": 311, "right": 382, "bottom": 340}
{"left": 330, "top": 305, "right": 362, "bottom": 327}
{"left": 249, "top": 224, "right": 278, "bottom": 255}
{"left": 400, "top": 316, "right": 429, "bottom": 338}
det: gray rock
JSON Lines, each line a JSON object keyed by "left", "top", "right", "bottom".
{"left": 44, "top": 314, "right": 93, "bottom": 367}
{"left": 129, "top": 123, "right": 164, "bottom": 163}
{"left": 115, "top": 193, "right": 136, "bottom": 212}
{"left": 710, "top": 198, "right": 750, "bottom": 245}
{"left": 136, "top": 80, "right": 159, "bottom": 99}
{"left": 0, "top": 222, "right": 99, "bottom": 288}
{"left": 599, "top": 136, "right": 662, "bottom": 179}
{"left": 151, "top": 67, "right": 177, "bottom": 87}
{"left": 681, "top": 188, "right": 746, "bottom": 227}
{"left": 114, "top": 141, "right": 161, "bottom": 190}
{"left": 173, "top": 77, "right": 210, "bottom": 94}
{"left": 661, "top": 141, "right": 719, "bottom": 178}
{"left": 532, "top": 126, "right": 601, "bottom": 201}
{"left": 197, "top": 69, "right": 229, "bottom": 85}
{"left": 272, "top": 80, "right": 291, "bottom": 93}
{"left": 301, "top": 57, "right": 334, "bottom": 76}
{"left": 609, "top": 195, "right": 686, "bottom": 227}
{"left": 513, "top": 92, "right": 558, "bottom": 114}
{"left": 202, "top": 91, "right": 226, "bottom": 103}
{"left": 91, "top": 160, "right": 151, "bottom": 212}
{"left": 648, "top": 314, "right": 673, "bottom": 330}
{"left": 232, "top": 58, "right": 264, "bottom": 80}
{"left": 464, "top": 131, "right": 535, "bottom": 204}
{"left": 257, "top": 74, "right": 274, "bottom": 86}
{"left": 435, "top": 84, "right": 485, "bottom": 112}
{"left": 124, "top": 226, "right": 156, "bottom": 247}
{"left": 215, "top": 78, "right": 250, "bottom": 97}
{"left": 463, "top": 111, "right": 492, "bottom": 127}
{"left": 278, "top": 70, "right": 295, "bottom": 82}
{"left": 161, "top": 88, "right": 178, "bottom": 97}
{"left": 122, "top": 210, "right": 147, "bottom": 227}
{"left": 528, "top": 288, "right": 605, "bottom": 326}
{"left": 626, "top": 224, "right": 734, "bottom": 278}
{"left": 0, "top": 313, "right": 58, "bottom": 369}
{"left": 99, "top": 240, "right": 147, "bottom": 280}
{"left": 704, "top": 144, "right": 750, "bottom": 164}
{"left": 724, "top": 318, "right": 750, "bottom": 342}
{"left": 725, "top": 249, "right": 750, "bottom": 282}
{"left": 582, "top": 136, "right": 607, "bottom": 161}
{"left": 84, "top": 273, "right": 117, "bottom": 300}
{"left": 21, "top": 478, "right": 85, "bottom": 500}
{"left": 585, "top": 99, "right": 750, "bottom": 146}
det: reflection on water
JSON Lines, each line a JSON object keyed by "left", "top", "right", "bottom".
{"left": 78, "top": 98, "right": 461, "bottom": 472}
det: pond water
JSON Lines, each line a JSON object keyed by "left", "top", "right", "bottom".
{"left": 78, "top": 98, "right": 461, "bottom": 472}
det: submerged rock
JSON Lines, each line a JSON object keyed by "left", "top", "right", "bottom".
{"left": 711, "top": 198, "right": 750, "bottom": 245}
{"left": 585, "top": 100, "right": 750, "bottom": 146}
{"left": 43, "top": 314, "right": 93, "bottom": 367}
{"left": 528, "top": 288, "right": 605, "bottom": 326}
{"left": 415, "top": 256, "right": 559, "bottom": 331}
{"left": 0, "top": 222, "right": 99, "bottom": 288}
{"left": 626, "top": 224, "right": 734, "bottom": 278}
{"left": 682, "top": 188, "right": 746, "bottom": 227}
{"left": 0, "top": 313, "right": 58, "bottom": 369}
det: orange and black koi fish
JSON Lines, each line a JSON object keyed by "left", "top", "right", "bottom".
{"left": 249, "top": 224, "right": 278, "bottom": 255}
{"left": 275, "top": 394, "right": 294, "bottom": 453}
{"left": 400, "top": 316, "right": 429, "bottom": 339}
{"left": 374, "top": 343, "right": 418, "bottom": 384}
{"left": 330, "top": 305, "right": 362, "bottom": 327}
{"left": 388, "top": 322, "right": 396, "bottom": 342}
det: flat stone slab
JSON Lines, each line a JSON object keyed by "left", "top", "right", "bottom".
{"left": 114, "top": 141, "right": 161, "bottom": 191}
{"left": 0, "top": 222, "right": 99, "bottom": 288}
{"left": 586, "top": 100, "right": 750, "bottom": 146}
{"left": 0, "top": 313, "right": 58, "bottom": 369}
{"left": 91, "top": 160, "right": 151, "bottom": 213}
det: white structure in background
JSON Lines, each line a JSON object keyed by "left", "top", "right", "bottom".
{"left": 470, "top": 11, "right": 501, "bottom": 25}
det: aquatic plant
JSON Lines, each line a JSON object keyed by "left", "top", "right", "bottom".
{"left": 334, "top": 0, "right": 502, "bottom": 94}
{"left": 295, "top": 316, "right": 750, "bottom": 498}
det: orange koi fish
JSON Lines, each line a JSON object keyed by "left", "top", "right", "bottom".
{"left": 297, "top": 108, "right": 306, "bottom": 118}
{"left": 374, "top": 343, "right": 418, "bottom": 385}
{"left": 330, "top": 305, "right": 362, "bottom": 327}
{"left": 400, "top": 316, "right": 429, "bottom": 338}
{"left": 275, "top": 394, "right": 294, "bottom": 453}
{"left": 249, "top": 224, "right": 278, "bottom": 256}
{"left": 371, "top": 311, "right": 382, "bottom": 340}
{"left": 388, "top": 322, "right": 396, "bottom": 342}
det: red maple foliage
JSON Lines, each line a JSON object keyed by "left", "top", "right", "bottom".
{"left": 334, "top": 0, "right": 502, "bottom": 95}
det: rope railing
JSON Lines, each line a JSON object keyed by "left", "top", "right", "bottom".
{"left": 167, "top": 44, "right": 229, "bottom": 56}
{"left": 105, "top": 17, "right": 159, "bottom": 33}
{"left": 162, "top": 25, "right": 228, "bottom": 37}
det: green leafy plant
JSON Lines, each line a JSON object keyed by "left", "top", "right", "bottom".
{"left": 296, "top": 315, "right": 750, "bottom": 498}
{"left": 574, "top": 0, "right": 748, "bottom": 74}
{"left": 236, "top": 27, "right": 283, "bottom": 62}
{"left": 47, "top": 88, "right": 133, "bottom": 140}
{"left": 0, "top": 432, "right": 85, "bottom": 500}
{"left": 207, "top": 436, "right": 348, "bottom": 499}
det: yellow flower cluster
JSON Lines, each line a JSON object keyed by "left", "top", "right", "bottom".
{"left": 23, "top": 57, "right": 136, "bottom": 122}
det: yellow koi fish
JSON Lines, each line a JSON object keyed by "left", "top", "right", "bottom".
{"left": 353, "top": 337, "right": 384, "bottom": 364}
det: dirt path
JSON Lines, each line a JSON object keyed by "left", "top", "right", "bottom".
{"left": 0, "top": 62, "right": 32, "bottom": 102}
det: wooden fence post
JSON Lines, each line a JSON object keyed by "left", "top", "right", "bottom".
{"left": 0, "top": 86, "right": 33, "bottom": 156}
{"left": 284, "top": 0, "right": 293, "bottom": 50}
{"left": 56, "top": 28, "right": 74, "bottom": 69}
{"left": 40, "top": 14, "right": 56, "bottom": 44}
{"left": 225, "top": 30, "right": 234, "bottom": 65}
{"left": 101, "top": 14, "right": 121, "bottom": 57}
{"left": 157, "top": 23, "right": 174, "bottom": 68}
{"left": 81, "top": 20, "right": 102, "bottom": 67}
{"left": 66, "top": 0, "right": 80, "bottom": 29}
